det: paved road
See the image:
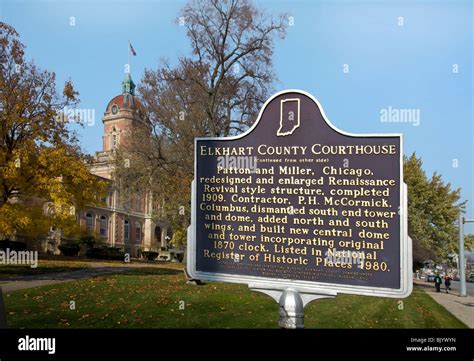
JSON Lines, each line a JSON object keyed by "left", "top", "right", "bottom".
{"left": 0, "top": 262, "right": 165, "bottom": 293}
{"left": 449, "top": 280, "right": 474, "bottom": 296}
{"left": 419, "top": 279, "right": 474, "bottom": 296}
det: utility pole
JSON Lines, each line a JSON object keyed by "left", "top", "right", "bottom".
{"left": 458, "top": 212, "right": 474, "bottom": 297}
{"left": 458, "top": 212, "right": 466, "bottom": 297}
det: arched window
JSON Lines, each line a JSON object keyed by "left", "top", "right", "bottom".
{"left": 135, "top": 222, "right": 142, "bottom": 242}
{"left": 124, "top": 220, "right": 130, "bottom": 241}
{"left": 85, "top": 212, "right": 94, "bottom": 232}
{"left": 99, "top": 215, "right": 108, "bottom": 237}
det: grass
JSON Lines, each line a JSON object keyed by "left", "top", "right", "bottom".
{"left": 2, "top": 265, "right": 467, "bottom": 328}
{"left": 0, "top": 256, "right": 156, "bottom": 279}
{"left": 0, "top": 259, "right": 92, "bottom": 279}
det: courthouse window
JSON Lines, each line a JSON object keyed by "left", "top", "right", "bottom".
{"left": 99, "top": 215, "right": 108, "bottom": 237}
{"left": 135, "top": 222, "right": 142, "bottom": 242}
{"left": 85, "top": 213, "right": 94, "bottom": 232}
{"left": 124, "top": 220, "right": 130, "bottom": 241}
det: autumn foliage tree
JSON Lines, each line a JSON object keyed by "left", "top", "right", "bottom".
{"left": 404, "top": 153, "right": 465, "bottom": 267}
{"left": 464, "top": 234, "right": 474, "bottom": 251}
{"left": 0, "top": 22, "right": 106, "bottom": 241}
{"left": 116, "top": 0, "right": 287, "bottom": 233}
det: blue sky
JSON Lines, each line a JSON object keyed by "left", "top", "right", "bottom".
{"left": 1, "top": 0, "right": 473, "bottom": 231}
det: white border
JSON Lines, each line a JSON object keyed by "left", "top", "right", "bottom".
{"left": 277, "top": 98, "right": 300, "bottom": 136}
{"left": 187, "top": 89, "right": 412, "bottom": 298}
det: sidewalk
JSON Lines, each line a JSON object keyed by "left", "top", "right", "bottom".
{"left": 0, "top": 262, "right": 164, "bottom": 293}
{"left": 414, "top": 279, "right": 474, "bottom": 328}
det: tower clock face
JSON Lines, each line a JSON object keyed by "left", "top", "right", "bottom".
{"left": 111, "top": 105, "right": 118, "bottom": 114}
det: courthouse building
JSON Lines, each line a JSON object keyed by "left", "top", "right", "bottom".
{"left": 74, "top": 73, "right": 171, "bottom": 257}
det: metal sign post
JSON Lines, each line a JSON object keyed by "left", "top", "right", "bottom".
{"left": 249, "top": 283, "right": 336, "bottom": 329}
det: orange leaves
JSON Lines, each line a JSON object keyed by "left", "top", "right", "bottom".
{"left": 0, "top": 203, "right": 31, "bottom": 236}
{"left": 0, "top": 23, "right": 106, "bottom": 238}
{"left": 63, "top": 80, "right": 79, "bottom": 103}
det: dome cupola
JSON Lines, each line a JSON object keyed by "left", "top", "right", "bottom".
{"left": 101, "top": 73, "right": 145, "bottom": 153}
{"left": 105, "top": 73, "right": 142, "bottom": 115}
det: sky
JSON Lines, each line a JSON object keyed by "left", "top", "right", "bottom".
{"left": 1, "top": 0, "right": 473, "bottom": 232}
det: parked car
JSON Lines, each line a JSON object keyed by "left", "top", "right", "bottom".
{"left": 467, "top": 274, "right": 474, "bottom": 283}
{"left": 425, "top": 274, "right": 436, "bottom": 282}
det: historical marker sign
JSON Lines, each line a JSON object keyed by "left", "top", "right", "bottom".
{"left": 187, "top": 90, "right": 412, "bottom": 298}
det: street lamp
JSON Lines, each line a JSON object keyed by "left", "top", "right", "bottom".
{"left": 458, "top": 212, "right": 474, "bottom": 297}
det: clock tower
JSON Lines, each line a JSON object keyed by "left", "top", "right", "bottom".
{"left": 84, "top": 73, "right": 162, "bottom": 256}
{"left": 102, "top": 73, "right": 144, "bottom": 153}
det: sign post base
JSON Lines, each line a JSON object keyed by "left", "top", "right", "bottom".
{"left": 249, "top": 283, "right": 337, "bottom": 329}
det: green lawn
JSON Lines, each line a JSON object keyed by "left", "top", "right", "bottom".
{"left": 0, "top": 259, "right": 92, "bottom": 279}
{"left": 2, "top": 265, "right": 466, "bottom": 328}
{"left": 0, "top": 256, "right": 155, "bottom": 279}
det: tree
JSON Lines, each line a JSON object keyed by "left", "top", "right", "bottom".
{"left": 170, "top": 227, "right": 187, "bottom": 249}
{"left": 404, "top": 153, "right": 465, "bottom": 267}
{"left": 0, "top": 22, "right": 106, "bottom": 240}
{"left": 178, "top": 0, "right": 287, "bottom": 136}
{"left": 464, "top": 234, "right": 474, "bottom": 251}
{"left": 116, "top": 0, "right": 287, "bottom": 230}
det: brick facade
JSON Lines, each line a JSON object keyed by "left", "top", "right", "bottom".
{"left": 80, "top": 74, "right": 171, "bottom": 257}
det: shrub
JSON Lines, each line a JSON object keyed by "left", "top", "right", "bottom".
{"left": 85, "top": 246, "right": 125, "bottom": 260}
{"left": 0, "top": 240, "right": 27, "bottom": 252}
{"left": 170, "top": 228, "right": 187, "bottom": 248}
{"left": 176, "top": 252, "right": 184, "bottom": 263}
{"left": 79, "top": 234, "right": 97, "bottom": 249}
{"left": 141, "top": 251, "right": 159, "bottom": 261}
{"left": 58, "top": 243, "right": 81, "bottom": 257}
